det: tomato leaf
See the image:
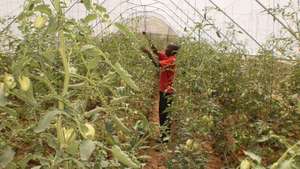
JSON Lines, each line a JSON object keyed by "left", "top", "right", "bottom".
{"left": 243, "top": 151, "right": 261, "bottom": 164}
{"left": 54, "top": 0, "right": 60, "bottom": 11}
{"left": 0, "top": 146, "right": 15, "bottom": 168}
{"left": 34, "top": 110, "right": 64, "bottom": 133}
{"left": 70, "top": 158, "right": 86, "bottom": 169}
{"left": 80, "top": 140, "right": 95, "bottom": 161}
{"left": 95, "top": 4, "right": 106, "bottom": 13}
{"left": 83, "top": 14, "right": 97, "bottom": 23}
{"left": 278, "top": 159, "right": 294, "bottom": 169}
{"left": 47, "top": 17, "right": 58, "bottom": 33}
{"left": 113, "top": 62, "right": 139, "bottom": 91}
{"left": 111, "top": 145, "right": 140, "bottom": 168}
{"left": 81, "top": 0, "right": 92, "bottom": 10}
{"left": 81, "top": 44, "right": 105, "bottom": 57}
{"left": 115, "top": 23, "right": 135, "bottom": 39}
{"left": 111, "top": 114, "right": 132, "bottom": 135}
{"left": 34, "top": 5, "right": 52, "bottom": 16}
{"left": 86, "top": 57, "right": 99, "bottom": 70}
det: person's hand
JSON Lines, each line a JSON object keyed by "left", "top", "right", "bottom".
{"left": 150, "top": 44, "right": 156, "bottom": 50}
{"left": 140, "top": 47, "right": 149, "bottom": 54}
{"left": 150, "top": 44, "right": 158, "bottom": 53}
{"left": 164, "top": 86, "right": 175, "bottom": 93}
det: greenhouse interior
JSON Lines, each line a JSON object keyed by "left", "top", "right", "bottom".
{"left": 0, "top": 0, "right": 300, "bottom": 168}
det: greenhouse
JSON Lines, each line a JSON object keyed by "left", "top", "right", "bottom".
{"left": 0, "top": 0, "right": 299, "bottom": 168}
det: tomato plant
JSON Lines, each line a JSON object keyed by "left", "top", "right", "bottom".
{"left": 0, "top": 0, "right": 300, "bottom": 169}
{"left": 0, "top": 0, "right": 147, "bottom": 168}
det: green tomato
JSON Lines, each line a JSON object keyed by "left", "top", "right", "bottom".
{"left": 240, "top": 159, "right": 251, "bottom": 169}
{"left": 185, "top": 139, "right": 195, "bottom": 151}
{"left": 34, "top": 16, "right": 47, "bottom": 28}
{"left": 82, "top": 123, "right": 95, "bottom": 140}
{"left": 18, "top": 75, "right": 31, "bottom": 91}
{"left": 4, "top": 73, "right": 16, "bottom": 89}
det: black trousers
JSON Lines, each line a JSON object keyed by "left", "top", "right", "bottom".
{"left": 159, "top": 92, "right": 173, "bottom": 140}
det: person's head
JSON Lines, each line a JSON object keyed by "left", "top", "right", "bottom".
{"left": 165, "top": 43, "right": 180, "bottom": 56}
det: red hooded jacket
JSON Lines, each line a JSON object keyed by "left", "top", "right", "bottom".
{"left": 158, "top": 51, "right": 176, "bottom": 94}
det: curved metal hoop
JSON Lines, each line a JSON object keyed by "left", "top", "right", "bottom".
{"left": 93, "top": 2, "right": 218, "bottom": 43}
{"left": 94, "top": 5, "right": 192, "bottom": 37}
{"left": 97, "top": 10, "right": 186, "bottom": 36}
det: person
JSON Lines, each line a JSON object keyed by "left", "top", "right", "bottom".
{"left": 142, "top": 43, "right": 180, "bottom": 142}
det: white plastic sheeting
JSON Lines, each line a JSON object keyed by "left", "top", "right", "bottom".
{"left": 0, "top": 0, "right": 298, "bottom": 54}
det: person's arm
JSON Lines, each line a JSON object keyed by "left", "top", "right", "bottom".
{"left": 141, "top": 47, "right": 159, "bottom": 67}
{"left": 150, "top": 44, "right": 159, "bottom": 56}
{"left": 159, "top": 57, "right": 176, "bottom": 67}
{"left": 142, "top": 31, "right": 159, "bottom": 56}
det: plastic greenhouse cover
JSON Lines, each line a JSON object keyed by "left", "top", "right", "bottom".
{"left": 0, "top": 0, "right": 299, "bottom": 55}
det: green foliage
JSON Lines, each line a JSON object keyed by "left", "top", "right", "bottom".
{"left": 0, "top": 146, "right": 15, "bottom": 168}
{"left": 80, "top": 140, "right": 96, "bottom": 161}
{"left": 0, "top": 0, "right": 147, "bottom": 168}
{"left": 34, "top": 110, "right": 64, "bottom": 133}
{"left": 0, "top": 0, "right": 299, "bottom": 168}
{"left": 111, "top": 145, "right": 140, "bottom": 169}
{"left": 113, "top": 62, "right": 140, "bottom": 92}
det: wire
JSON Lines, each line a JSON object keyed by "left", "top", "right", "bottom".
{"left": 96, "top": 10, "right": 209, "bottom": 48}
{"left": 254, "top": 0, "right": 300, "bottom": 42}
{"left": 64, "top": 0, "right": 80, "bottom": 14}
{"left": 99, "top": 7, "right": 207, "bottom": 42}
{"left": 92, "top": 3, "right": 186, "bottom": 34}
{"left": 166, "top": 0, "right": 218, "bottom": 43}
{"left": 0, "top": 17, "right": 18, "bottom": 35}
{"left": 92, "top": 1, "right": 160, "bottom": 30}
{"left": 208, "top": 0, "right": 264, "bottom": 49}
{"left": 126, "top": 1, "right": 189, "bottom": 32}
{"left": 181, "top": 0, "right": 241, "bottom": 51}
{"left": 94, "top": 0, "right": 219, "bottom": 43}
{"left": 100, "top": 0, "right": 108, "bottom": 6}
{"left": 110, "top": 11, "right": 201, "bottom": 42}
{"left": 0, "top": 0, "right": 27, "bottom": 35}
{"left": 95, "top": 6, "right": 188, "bottom": 37}
{"left": 121, "top": 10, "right": 184, "bottom": 32}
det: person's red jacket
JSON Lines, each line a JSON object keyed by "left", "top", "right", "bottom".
{"left": 158, "top": 52, "right": 176, "bottom": 94}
